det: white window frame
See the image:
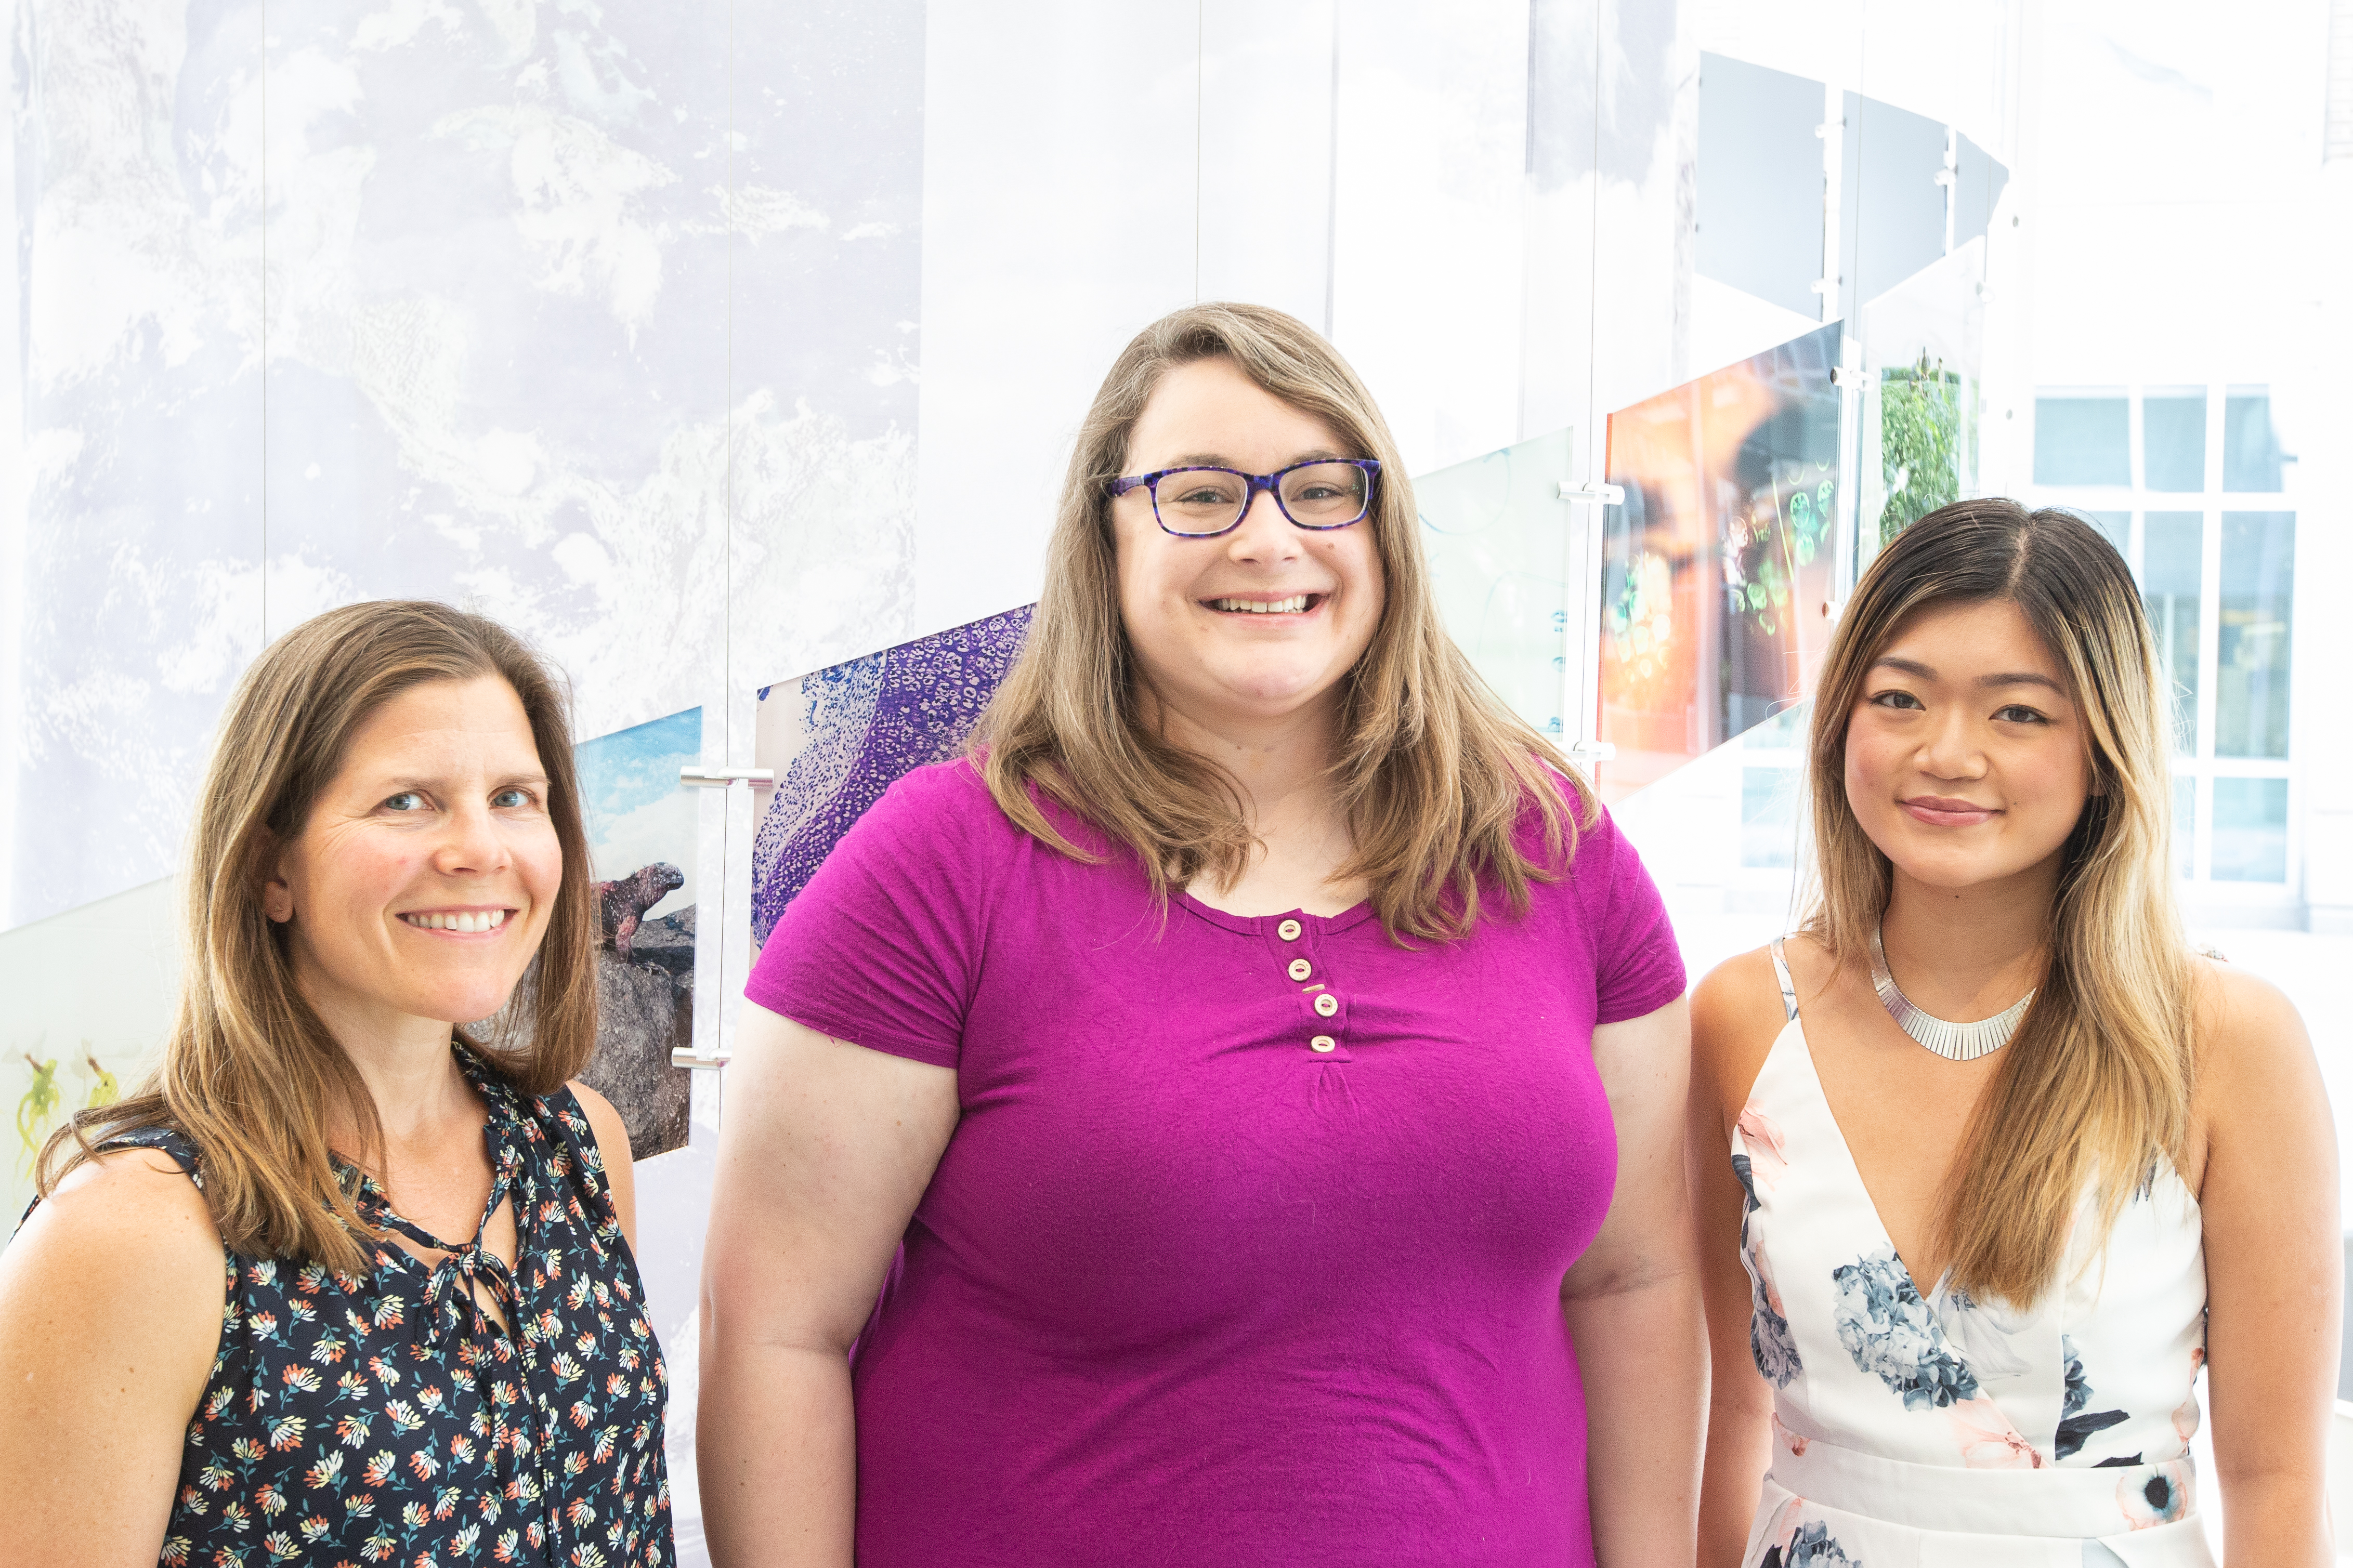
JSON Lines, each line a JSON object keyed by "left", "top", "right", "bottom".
{"left": 2030, "top": 383, "right": 2300, "bottom": 915}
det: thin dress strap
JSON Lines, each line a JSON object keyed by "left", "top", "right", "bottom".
{"left": 1768, "top": 938, "right": 1800, "bottom": 1022}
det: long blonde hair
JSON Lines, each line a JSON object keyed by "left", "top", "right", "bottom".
{"left": 1803, "top": 500, "right": 2194, "bottom": 1305}
{"left": 38, "top": 601, "right": 600, "bottom": 1272}
{"left": 976, "top": 302, "right": 1591, "bottom": 942}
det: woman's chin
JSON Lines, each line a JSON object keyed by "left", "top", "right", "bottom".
{"left": 1884, "top": 848, "right": 2054, "bottom": 896}
{"left": 413, "top": 981, "right": 528, "bottom": 1034}
{"left": 1195, "top": 661, "right": 1346, "bottom": 715}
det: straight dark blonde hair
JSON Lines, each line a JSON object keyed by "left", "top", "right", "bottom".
{"left": 38, "top": 601, "right": 599, "bottom": 1273}
{"left": 1803, "top": 500, "right": 2195, "bottom": 1305}
{"left": 975, "top": 301, "right": 1591, "bottom": 943}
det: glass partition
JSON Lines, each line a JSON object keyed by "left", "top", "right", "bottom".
{"left": 1599, "top": 323, "right": 1844, "bottom": 801}
{"left": 1414, "top": 428, "right": 1576, "bottom": 739}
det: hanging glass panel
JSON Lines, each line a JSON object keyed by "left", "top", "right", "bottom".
{"left": 1413, "top": 426, "right": 1575, "bottom": 739}
{"left": 1599, "top": 323, "right": 1842, "bottom": 800}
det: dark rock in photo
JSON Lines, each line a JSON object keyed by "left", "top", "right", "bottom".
{"left": 580, "top": 903, "right": 696, "bottom": 1162}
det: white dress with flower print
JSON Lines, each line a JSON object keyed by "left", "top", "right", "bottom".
{"left": 1733, "top": 942, "right": 2212, "bottom": 1567}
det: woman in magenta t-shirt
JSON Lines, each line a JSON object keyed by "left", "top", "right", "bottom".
{"left": 700, "top": 304, "right": 1702, "bottom": 1565}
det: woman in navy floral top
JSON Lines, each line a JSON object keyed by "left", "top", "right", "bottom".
{"left": 0, "top": 602, "right": 672, "bottom": 1566}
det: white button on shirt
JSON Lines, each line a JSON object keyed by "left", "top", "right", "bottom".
{"left": 1277, "top": 918, "right": 1302, "bottom": 941}
{"left": 1314, "top": 993, "right": 1339, "bottom": 1018}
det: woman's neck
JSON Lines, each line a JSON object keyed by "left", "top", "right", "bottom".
{"left": 1877, "top": 859, "right": 2060, "bottom": 1021}
{"left": 298, "top": 972, "right": 478, "bottom": 1161}
{"left": 1141, "top": 684, "right": 1345, "bottom": 830}
{"left": 1140, "top": 683, "right": 1364, "bottom": 913}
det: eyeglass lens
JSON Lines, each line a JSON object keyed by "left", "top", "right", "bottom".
{"left": 1156, "top": 464, "right": 1369, "bottom": 535}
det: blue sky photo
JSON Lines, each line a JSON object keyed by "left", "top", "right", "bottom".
{"left": 574, "top": 707, "right": 701, "bottom": 919}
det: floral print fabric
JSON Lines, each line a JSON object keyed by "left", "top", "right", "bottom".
{"left": 2057, "top": 1335, "right": 2132, "bottom": 1460}
{"left": 1732, "top": 1145, "right": 1802, "bottom": 1389}
{"left": 82, "top": 1045, "right": 671, "bottom": 1567}
{"left": 1728, "top": 941, "right": 2215, "bottom": 1565}
{"left": 1759, "top": 1514, "right": 1859, "bottom": 1568}
{"left": 1830, "top": 1247, "right": 1979, "bottom": 1411}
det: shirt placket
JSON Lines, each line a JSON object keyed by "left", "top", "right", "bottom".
{"left": 1268, "top": 914, "right": 1351, "bottom": 1062}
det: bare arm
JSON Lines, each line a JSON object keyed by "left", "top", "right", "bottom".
{"left": 569, "top": 1081, "right": 639, "bottom": 1249}
{"left": 2195, "top": 964, "right": 2337, "bottom": 1563}
{"left": 698, "top": 1003, "right": 960, "bottom": 1568}
{"left": 1562, "top": 995, "right": 1704, "bottom": 1567}
{"left": 1687, "top": 954, "right": 1784, "bottom": 1567}
{"left": 0, "top": 1151, "right": 227, "bottom": 1568}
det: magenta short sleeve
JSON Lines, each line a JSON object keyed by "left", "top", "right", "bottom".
{"left": 1579, "top": 805, "right": 1688, "bottom": 1025}
{"left": 743, "top": 761, "right": 1005, "bottom": 1069}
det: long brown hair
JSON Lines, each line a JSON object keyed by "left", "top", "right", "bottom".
{"left": 975, "top": 302, "right": 1591, "bottom": 942}
{"left": 1803, "top": 500, "right": 2194, "bottom": 1305}
{"left": 38, "top": 601, "right": 600, "bottom": 1272}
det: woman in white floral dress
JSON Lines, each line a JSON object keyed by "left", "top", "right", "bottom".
{"left": 1691, "top": 502, "right": 2337, "bottom": 1565}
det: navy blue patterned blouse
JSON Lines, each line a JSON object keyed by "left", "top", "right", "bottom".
{"left": 72, "top": 1045, "right": 672, "bottom": 1567}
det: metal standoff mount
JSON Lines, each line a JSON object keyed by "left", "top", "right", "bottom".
{"left": 1557, "top": 482, "right": 1626, "bottom": 506}
{"left": 678, "top": 766, "right": 775, "bottom": 788}
{"left": 671, "top": 1049, "right": 734, "bottom": 1071}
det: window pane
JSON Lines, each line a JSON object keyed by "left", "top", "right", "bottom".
{"left": 2223, "top": 393, "right": 2285, "bottom": 492}
{"left": 2084, "top": 510, "right": 2130, "bottom": 558}
{"left": 2142, "top": 392, "right": 2206, "bottom": 492}
{"left": 2211, "top": 777, "right": 2287, "bottom": 882}
{"left": 2173, "top": 775, "right": 2194, "bottom": 881}
{"left": 2142, "top": 512, "right": 2202, "bottom": 755}
{"left": 1741, "top": 766, "right": 1799, "bottom": 868}
{"left": 2215, "top": 511, "right": 2293, "bottom": 758}
{"left": 2034, "top": 396, "right": 2129, "bottom": 485}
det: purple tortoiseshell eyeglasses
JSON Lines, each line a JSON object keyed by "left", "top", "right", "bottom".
{"left": 1107, "top": 458, "right": 1382, "bottom": 537}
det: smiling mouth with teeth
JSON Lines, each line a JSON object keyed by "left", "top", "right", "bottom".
{"left": 1208, "top": 595, "right": 1317, "bottom": 614}
{"left": 400, "top": 910, "right": 511, "bottom": 933}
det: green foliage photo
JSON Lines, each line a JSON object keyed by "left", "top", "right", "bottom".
{"left": 1878, "top": 352, "right": 1962, "bottom": 546}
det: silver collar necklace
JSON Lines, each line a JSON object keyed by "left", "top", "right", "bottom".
{"left": 1868, "top": 924, "right": 2035, "bottom": 1061}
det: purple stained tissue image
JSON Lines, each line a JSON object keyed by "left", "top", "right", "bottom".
{"left": 750, "top": 605, "right": 1036, "bottom": 946}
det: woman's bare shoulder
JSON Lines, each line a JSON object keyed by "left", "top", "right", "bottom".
{"left": 0, "top": 1144, "right": 227, "bottom": 1383}
{"left": 2187, "top": 954, "right": 2313, "bottom": 1090}
{"left": 9, "top": 1144, "right": 225, "bottom": 1285}
{"left": 1691, "top": 941, "right": 1804, "bottom": 1107}
{"left": 1692, "top": 938, "right": 1812, "bottom": 1042}
{"left": 0, "top": 1148, "right": 229, "bottom": 1554}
